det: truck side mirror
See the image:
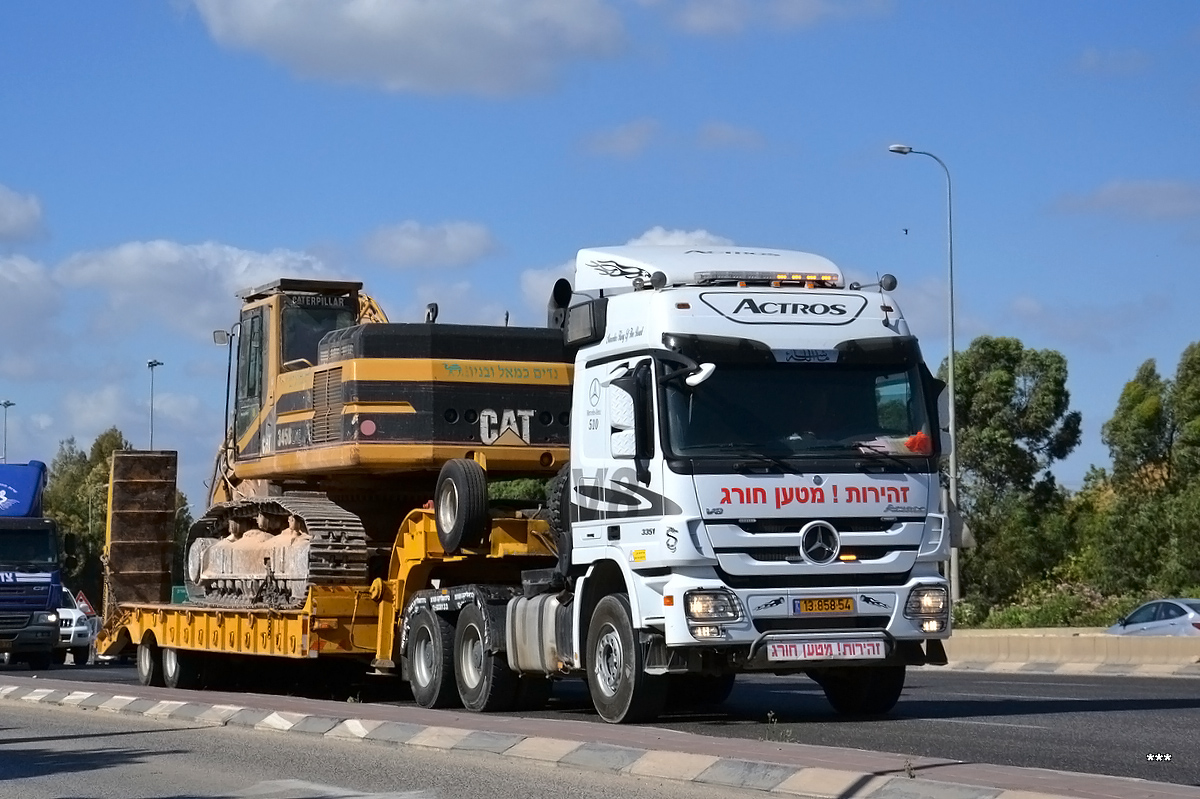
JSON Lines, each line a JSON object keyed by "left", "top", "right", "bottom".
{"left": 937, "top": 386, "right": 952, "bottom": 456}
{"left": 64, "top": 555, "right": 78, "bottom": 573}
{"left": 63, "top": 532, "right": 77, "bottom": 557}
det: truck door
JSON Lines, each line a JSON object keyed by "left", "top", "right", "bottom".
{"left": 234, "top": 306, "right": 268, "bottom": 458}
{"left": 572, "top": 357, "right": 669, "bottom": 560}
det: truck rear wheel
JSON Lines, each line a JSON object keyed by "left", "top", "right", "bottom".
{"left": 454, "top": 603, "right": 519, "bottom": 712}
{"left": 586, "top": 594, "right": 666, "bottom": 724}
{"left": 435, "top": 459, "right": 489, "bottom": 554}
{"left": 162, "top": 648, "right": 203, "bottom": 690}
{"left": 818, "top": 665, "right": 906, "bottom": 716}
{"left": 408, "top": 607, "right": 460, "bottom": 708}
{"left": 137, "top": 639, "right": 164, "bottom": 687}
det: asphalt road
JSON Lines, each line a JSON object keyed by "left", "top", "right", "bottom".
{"left": 0, "top": 700, "right": 767, "bottom": 799}
{"left": 7, "top": 659, "right": 1198, "bottom": 787}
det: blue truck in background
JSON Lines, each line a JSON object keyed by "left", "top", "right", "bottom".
{"left": 0, "top": 461, "right": 74, "bottom": 670}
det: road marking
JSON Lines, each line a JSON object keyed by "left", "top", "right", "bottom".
{"left": 943, "top": 691, "right": 1086, "bottom": 702}
{"left": 926, "top": 718, "right": 1050, "bottom": 730}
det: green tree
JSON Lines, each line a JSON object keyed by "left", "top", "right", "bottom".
{"left": 1101, "top": 359, "right": 1171, "bottom": 487}
{"left": 948, "top": 336, "right": 1082, "bottom": 507}
{"left": 1171, "top": 342, "right": 1200, "bottom": 484}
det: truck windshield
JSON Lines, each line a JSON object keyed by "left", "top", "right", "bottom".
{"left": 0, "top": 529, "right": 58, "bottom": 567}
{"left": 281, "top": 300, "right": 356, "bottom": 370}
{"left": 662, "top": 348, "right": 933, "bottom": 459}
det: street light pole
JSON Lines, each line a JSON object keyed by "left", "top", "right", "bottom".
{"left": 147, "top": 360, "right": 163, "bottom": 450}
{"left": 1, "top": 400, "right": 13, "bottom": 464}
{"left": 889, "top": 143, "right": 960, "bottom": 601}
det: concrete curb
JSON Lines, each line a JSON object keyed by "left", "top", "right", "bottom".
{"left": 5, "top": 681, "right": 1196, "bottom": 799}
{"left": 921, "top": 660, "right": 1200, "bottom": 679}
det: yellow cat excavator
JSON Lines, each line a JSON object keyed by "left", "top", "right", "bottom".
{"left": 183, "top": 278, "right": 571, "bottom": 609}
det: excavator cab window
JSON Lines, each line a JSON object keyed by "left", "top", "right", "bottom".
{"left": 280, "top": 293, "right": 356, "bottom": 371}
{"left": 235, "top": 307, "right": 266, "bottom": 445}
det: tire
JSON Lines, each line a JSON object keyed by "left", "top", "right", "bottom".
{"left": 546, "top": 464, "right": 572, "bottom": 574}
{"left": 435, "top": 459, "right": 490, "bottom": 554}
{"left": 407, "top": 606, "right": 460, "bottom": 708}
{"left": 51, "top": 648, "right": 68, "bottom": 665}
{"left": 137, "top": 639, "right": 165, "bottom": 687}
{"left": 27, "top": 651, "right": 53, "bottom": 671}
{"left": 667, "top": 673, "right": 736, "bottom": 710}
{"left": 71, "top": 646, "right": 91, "bottom": 666}
{"left": 819, "top": 665, "right": 906, "bottom": 716}
{"left": 454, "top": 603, "right": 520, "bottom": 712}
{"left": 162, "top": 647, "right": 204, "bottom": 690}
{"left": 586, "top": 594, "right": 666, "bottom": 724}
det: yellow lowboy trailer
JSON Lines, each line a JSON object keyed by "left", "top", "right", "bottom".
{"left": 96, "top": 451, "right": 556, "bottom": 698}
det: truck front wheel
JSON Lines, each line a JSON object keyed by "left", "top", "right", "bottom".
{"left": 408, "top": 607, "right": 460, "bottom": 709}
{"left": 137, "top": 640, "right": 164, "bottom": 687}
{"left": 818, "top": 665, "right": 906, "bottom": 716}
{"left": 586, "top": 594, "right": 666, "bottom": 724}
{"left": 454, "top": 603, "right": 519, "bottom": 712}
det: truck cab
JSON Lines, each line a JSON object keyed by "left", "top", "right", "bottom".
{"left": 546, "top": 245, "right": 952, "bottom": 720}
{"left": 0, "top": 461, "right": 69, "bottom": 670}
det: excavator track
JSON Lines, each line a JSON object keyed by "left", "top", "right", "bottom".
{"left": 184, "top": 493, "right": 368, "bottom": 609}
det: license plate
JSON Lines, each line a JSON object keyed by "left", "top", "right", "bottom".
{"left": 766, "top": 639, "right": 884, "bottom": 662}
{"left": 793, "top": 597, "right": 855, "bottom": 615}
{"left": 0, "top": 640, "right": 10, "bottom": 652}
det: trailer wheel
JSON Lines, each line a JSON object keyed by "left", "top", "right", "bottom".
{"left": 819, "top": 665, "right": 906, "bottom": 716}
{"left": 162, "top": 647, "right": 204, "bottom": 690}
{"left": 408, "top": 607, "right": 460, "bottom": 708}
{"left": 586, "top": 594, "right": 666, "bottom": 724}
{"left": 454, "top": 603, "right": 519, "bottom": 712}
{"left": 137, "top": 639, "right": 165, "bottom": 687}
{"left": 434, "top": 459, "right": 489, "bottom": 554}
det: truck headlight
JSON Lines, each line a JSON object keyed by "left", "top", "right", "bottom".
{"left": 34, "top": 611, "right": 58, "bottom": 625}
{"left": 905, "top": 586, "right": 948, "bottom": 618}
{"left": 684, "top": 590, "right": 741, "bottom": 621}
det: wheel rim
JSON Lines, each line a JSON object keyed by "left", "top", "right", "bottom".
{"left": 437, "top": 480, "right": 459, "bottom": 533}
{"left": 138, "top": 645, "right": 152, "bottom": 678}
{"left": 163, "top": 648, "right": 177, "bottom": 680}
{"left": 594, "top": 623, "right": 623, "bottom": 698}
{"left": 412, "top": 627, "right": 434, "bottom": 687}
{"left": 457, "top": 622, "right": 483, "bottom": 689}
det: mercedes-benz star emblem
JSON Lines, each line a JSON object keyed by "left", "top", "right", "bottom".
{"left": 589, "top": 378, "right": 601, "bottom": 407}
{"left": 799, "top": 521, "right": 840, "bottom": 565}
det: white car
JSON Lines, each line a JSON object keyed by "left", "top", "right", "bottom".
{"left": 55, "top": 587, "right": 100, "bottom": 665}
{"left": 1106, "top": 599, "right": 1200, "bottom": 636}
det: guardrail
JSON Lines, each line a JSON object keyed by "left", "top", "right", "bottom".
{"left": 943, "top": 628, "right": 1200, "bottom": 670}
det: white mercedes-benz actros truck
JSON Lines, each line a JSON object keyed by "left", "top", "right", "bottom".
{"left": 507, "top": 244, "right": 955, "bottom": 723}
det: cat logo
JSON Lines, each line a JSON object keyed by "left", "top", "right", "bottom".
{"left": 479, "top": 409, "right": 535, "bottom": 445}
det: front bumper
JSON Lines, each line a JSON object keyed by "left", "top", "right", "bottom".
{"left": 0, "top": 623, "right": 58, "bottom": 655}
{"left": 655, "top": 573, "right": 950, "bottom": 653}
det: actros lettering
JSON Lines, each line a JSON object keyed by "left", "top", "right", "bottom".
{"left": 732, "top": 299, "right": 847, "bottom": 316}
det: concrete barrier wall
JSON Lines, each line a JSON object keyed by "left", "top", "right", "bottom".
{"left": 945, "top": 628, "right": 1200, "bottom": 666}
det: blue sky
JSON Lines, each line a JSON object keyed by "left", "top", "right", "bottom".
{"left": 1, "top": 1, "right": 1198, "bottom": 511}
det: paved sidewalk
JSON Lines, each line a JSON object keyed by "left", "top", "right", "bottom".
{"left": 918, "top": 661, "right": 1200, "bottom": 679}
{"left": 3, "top": 674, "right": 1197, "bottom": 799}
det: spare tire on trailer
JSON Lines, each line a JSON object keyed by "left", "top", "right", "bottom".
{"left": 435, "top": 458, "right": 490, "bottom": 554}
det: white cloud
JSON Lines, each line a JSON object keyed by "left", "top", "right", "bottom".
{"left": 625, "top": 226, "right": 733, "bottom": 246}
{"left": 55, "top": 240, "right": 334, "bottom": 336}
{"left": 520, "top": 261, "right": 575, "bottom": 323}
{"left": 364, "top": 221, "right": 497, "bottom": 268}
{"left": 1056, "top": 180, "right": 1200, "bottom": 221}
{"left": 644, "top": 0, "right": 889, "bottom": 35}
{"left": 584, "top": 118, "right": 660, "bottom": 157}
{"left": 191, "top": 0, "right": 624, "bottom": 96}
{"left": 0, "top": 256, "right": 64, "bottom": 379}
{"left": 60, "top": 385, "right": 132, "bottom": 439}
{"left": 1075, "top": 47, "right": 1150, "bottom": 76}
{"left": 0, "top": 183, "right": 43, "bottom": 241}
{"left": 697, "top": 121, "right": 765, "bottom": 150}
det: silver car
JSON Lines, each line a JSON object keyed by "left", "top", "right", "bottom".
{"left": 1106, "top": 599, "right": 1200, "bottom": 636}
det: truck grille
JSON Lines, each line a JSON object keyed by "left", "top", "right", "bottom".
{"left": 0, "top": 612, "right": 32, "bottom": 630}
{"left": 312, "top": 367, "right": 344, "bottom": 444}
